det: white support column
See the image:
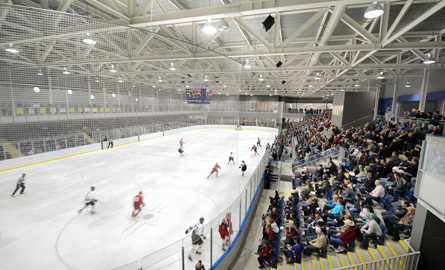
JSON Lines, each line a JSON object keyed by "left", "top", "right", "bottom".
{"left": 419, "top": 68, "right": 430, "bottom": 112}
{"left": 117, "top": 84, "right": 121, "bottom": 106}
{"left": 103, "top": 87, "right": 107, "bottom": 115}
{"left": 47, "top": 69, "right": 53, "bottom": 105}
{"left": 373, "top": 85, "right": 381, "bottom": 120}
{"left": 391, "top": 79, "right": 399, "bottom": 120}
{"left": 87, "top": 77, "right": 92, "bottom": 106}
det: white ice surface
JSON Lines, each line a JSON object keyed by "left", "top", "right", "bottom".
{"left": 0, "top": 128, "right": 276, "bottom": 270}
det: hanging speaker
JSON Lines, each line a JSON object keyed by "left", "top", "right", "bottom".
{"left": 276, "top": 61, "right": 282, "bottom": 68}
{"left": 282, "top": 80, "right": 286, "bottom": 84}
{"left": 262, "top": 15, "right": 275, "bottom": 32}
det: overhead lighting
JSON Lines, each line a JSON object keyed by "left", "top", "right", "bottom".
{"left": 423, "top": 53, "right": 435, "bottom": 64}
{"left": 152, "top": 85, "right": 156, "bottom": 88}
{"left": 91, "top": 95, "right": 95, "bottom": 99}
{"left": 239, "top": 89, "right": 241, "bottom": 91}
{"left": 203, "top": 19, "right": 217, "bottom": 35}
{"left": 95, "top": 77, "right": 100, "bottom": 82}
{"left": 245, "top": 92, "right": 248, "bottom": 95}
{"left": 118, "top": 78, "right": 123, "bottom": 83}
{"left": 135, "top": 98, "right": 138, "bottom": 101}
{"left": 226, "top": 94, "right": 228, "bottom": 96}
{"left": 37, "top": 69, "right": 43, "bottom": 76}
{"left": 274, "top": 89, "right": 277, "bottom": 92}
{"left": 169, "top": 62, "right": 176, "bottom": 71}
{"left": 354, "top": 83, "right": 360, "bottom": 87}
{"left": 158, "top": 76, "right": 163, "bottom": 82}
{"left": 218, "top": 92, "right": 221, "bottom": 94}
{"left": 258, "top": 74, "right": 264, "bottom": 81}
{"left": 82, "top": 33, "right": 96, "bottom": 45}
{"left": 178, "top": 89, "right": 181, "bottom": 91}
{"left": 217, "top": 19, "right": 230, "bottom": 32}
{"left": 364, "top": 2, "right": 384, "bottom": 19}
{"left": 67, "top": 90, "right": 73, "bottom": 95}
{"left": 204, "top": 75, "right": 209, "bottom": 82}
{"left": 269, "top": 94, "right": 272, "bottom": 96}
{"left": 62, "top": 67, "right": 70, "bottom": 74}
{"left": 315, "top": 73, "right": 320, "bottom": 80}
{"left": 223, "top": 84, "right": 227, "bottom": 88}
{"left": 250, "top": 94, "right": 253, "bottom": 96}
{"left": 341, "top": 89, "right": 345, "bottom": 91}
{"left": 266, "top": 84, "right": 270, "bottom": 88}
{"left": 186, "top": 84, "right": 189, "bottom": 88}
{"left": 112, "top": 93, "right": 116, "bottom": 97}
{"left": 309, "top": 85, "right": 313, "bottom": 88}
{"left": 132, "top": 83, "right": 136, "bottom": 87}
{"left": 377, "top": 72, "right": 384, "bottom": 79}
{"left": 405, "top": 81, "right": 411, "bottom": 88}
{"left": 110, "top": 65, "right": 118, "bottom": 72}
{"left": 274, "top": 93, "right": 277, "bottom": 95}
{"left": 5, "top": 44, "right": 19, "bottom": 53}
{"left": 33, "top": 87, "right": 40, "bottom": 93}
{"left": 243, "top": 59, "right": 252, "bottom": 69}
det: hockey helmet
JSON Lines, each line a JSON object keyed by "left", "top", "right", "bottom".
{"left": 91, "top": 186, "right": 95, "bottom": 191}
{"left": 139, "top": 191, "right": 143, "bottom": 195}
{"left": 199, "top": 217, "right": 204, "bottom": 223}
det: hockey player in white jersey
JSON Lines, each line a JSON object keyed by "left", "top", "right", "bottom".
{"left": 227, "top": 152, "right": 235, "bottom": 164}
{"left": 185, "top": 217, "right": 206, "bottom": 261}
{"left": 78, "top": 186, "right": 97, "bottom": 214}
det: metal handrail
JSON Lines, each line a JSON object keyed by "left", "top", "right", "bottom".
{"left": 331, "top": 251, "right": 420, "bottom": 270}
{"left": 341, "top": 114, "right": 373, "bottom": 129}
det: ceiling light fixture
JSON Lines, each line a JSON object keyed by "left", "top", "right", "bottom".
{"left": 186, "top": 84, "right": 189, "bottom": 88}
{"left": 217, "top": 19, "right": 230, "bottom": 32}
{"left": 266, "top": 84, "right": 270, "bottom": 88}
{"left": 110, "top": 65, "right": 118, "bottom": 72}
{"left": 364, "top": 2, "right": 384, "bottom": 19}
{"left": 423, "top": 53, "right": 435, "bottom": 64}
{"left": 118, "top": 77, "right": 123, "bottom": 83}
{"left": 67, "top": 90, "right": 73, "bottom": 95}
{"left": 82, "top": 33, "right": 96, "bottom": 45}
{"left": 112, "top": 93, "right": 116, "bottom": 97}
{"left": 95, "top": 77, "right": 99, "bottom": 82}
{"left": 5, "top": 44, "right": 19, "bottom": 53}
{"left": 243, "top": 59, "right": 252, "bottom": 69}
{"left": 33, "top": 87, "right": 40, "bottom": 93}
{"left": 377, "top": 72, "right": 384, "bottom": 79}
{"left": 132, "top": 83, "right": 136, "bottom": 87}
{"left": 91, "top": 95, "right": 95, "bottom": 99}
{"left": 354, "top": 83, "right": 360, "bottom": 87}
{"left": 135, "top": 98, "right": 138, "bottom": 101}
{"left": 203, "top": 19, "right": 217, "bottom": 35}
{"left": 315, "top": 73, "right": 320, "bottom": 80}
{"left": 405, "top": 81, "right": 411, "bottom": 88}
{"left": 37, "top": 69, "right": 43, "bottom": 76}
{"left": 204, "top": 75, "right": 209, "bottom": 82}
{"left": 158, "top": 76, "right": 162, "bottom": 82}
{"left": 226, "top": 94, "right": 228, "bottom": 96}
{"left": 258, "top": 74, "right": 264, "bottom": 81}
{"left": 62, "top": 67, "right": 70, "bottom": 74}
{"left": 169, "top": 62, "right": 176, "bottom": 71}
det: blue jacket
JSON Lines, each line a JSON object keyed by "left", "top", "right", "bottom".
{"left": 330, "top": 204, "right": 345, "bottom": 217}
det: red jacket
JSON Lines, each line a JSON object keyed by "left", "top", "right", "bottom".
{"left": 339, "top": 227, "right": 357, "bottom": 247}
{"left": 266, "top": 228, "right": 273, "bottom": 242}
{"left": 259, "top": 245, "right": 272, "bottom": 260}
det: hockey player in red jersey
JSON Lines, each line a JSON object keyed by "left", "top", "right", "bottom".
{"left": 219, "top": 212, "right": 233, "bottom": 251}
{"left": 251, "top": 144, "right": 259, "bottom": 155}
{"left": 179, "top": 138, "right": 185, "bottom": 147}
{"left": 207, "top": 163, "right": 221, "bottom": 178}
{"left": 131, "top": 191, "right": 145, "bottom": 217}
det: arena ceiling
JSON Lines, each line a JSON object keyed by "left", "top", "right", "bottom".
{"left": 1, "top": 0, "right": 445, "bottom": 97}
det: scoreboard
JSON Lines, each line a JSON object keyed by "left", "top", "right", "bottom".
{"left": 186, "top": 89, "right": 212, "bottom": 104}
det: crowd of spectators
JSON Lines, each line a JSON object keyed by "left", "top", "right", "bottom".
{"left": 286, "top": 108, "right": 332, "bottom": 114}
{"left": 256, "top": 110, "right": 431, "bottom": 267}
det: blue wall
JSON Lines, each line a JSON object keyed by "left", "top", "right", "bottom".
{"left": 378, "top": 97, "right": 393, "bottom": 113}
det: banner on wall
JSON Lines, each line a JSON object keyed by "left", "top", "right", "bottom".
{"left": 50, "top": 107, "right": 57, "bottom": 114}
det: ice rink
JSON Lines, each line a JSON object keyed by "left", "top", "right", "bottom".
{"left": 0, "top": 127, "right": 276, "bottom": 270}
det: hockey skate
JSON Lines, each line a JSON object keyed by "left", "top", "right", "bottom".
{"left": 195, "top": 250, "right": 202, "bottom": 255}
{"left": 91, "top": 211, "right": 96, "bottom": 214}
{"left": 188, "top": 255, "right": 193, "bottom": 261}
{"left": 78, "top": 209, "right": 82, "bottom": 214}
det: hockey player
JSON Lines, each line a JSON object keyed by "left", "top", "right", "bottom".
{"left": 11, "top": 173, "right": 26, "bottom": 197}
{"left": 179, "top": 138, "right": 185, "bottom": 147}
{"left": 185, "top": 217, "right": 206, "bottom": 261}
{"left": 266, "top": 142, "right": 270, "bottom": 150}
{"left": 228, "top": 152, "right": 235, "bottom": 164}
{"left": 257, "top": 138, "right": 262, "bottom": 147}
{"left": 219, "top": 213, "right": 233, "bottom": 251}
{"left": 207, "top": 163, "right": 221, "bottom": 178}
{"left": 78, "top": 186, "right": 97, "bottom": 214}
{"left": 251, "top": 144, "right": 259, "bottom": 156}
{"left": 239, "top": 161, "right": 247, "bottom": 176}
{"left": 131, "top": 191, "right": 145, "bottom": 217}
{"left": 178, "top": 145, "right": 184, "bottom": 156}
{"left": 107, "top": 137, "right": 114, "bottom": 149}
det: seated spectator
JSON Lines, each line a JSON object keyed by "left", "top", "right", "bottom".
{"left": 359, "top": 173, "right": 376, "bottom": 194}
{"left": 281, "top": 237, "right": 303, "bottom": 264}
{"left": 354, "top": 165, "right": 367, "bottom": 183}
{"left": 388, "top": 170, "right": 408, "bottom": 202}
{"left": 304, "top": 211, "right": 324, "bottom": 236}
{"left": 347, "top": 193, "right": 363, "bottom": 215}
{"left": 324, "top": 161, "right": 337, "bottom": 177}
{"left": 339, "top": 184, "right": 355, "bottom": 204}
{"left": 303, "top": 227, "right": 327, "bottom": 256}
{"left": 331, "top": 219, "right": 357, "bottom": 253}
{"left": 402, "top": 158, "right": 418, "bottom": 177}
{"left": 327, "top": 209, "right": 346, "bottom": 228}
{"left": 257, "top": 240, "right": 272, "bottom": 269}
{"left": 382, "top": 200, "right": 410, "bottom": 229}
{"left": 312, "top": 164, "right": 324, "bottom": 182}
{"left": 359, "top": 212, "right": 383, "bottom": 250}
{"left": 342, "top": 157, "right": 355, "bottom": 172}
{"left": 332, "top": 169, "right": 345, "bottom": 190}
{"left": 365, "top": 180, "right": 385, "bottom": 205}
{"left": 323, "top": 199, "right": 345, "bottom": 221}
{"left": 387, "top": 207, "right": 416, "bottom": 241}
{"left": 302, "top": 193, "right": 319, "bottom": 216}
{"left": 322, "top": 195, "right": 339, "bottom": 212}
{"left": 316, "top": 176, "right": 331, "bottom": 197}
{"left": 284, "top": 221, "right": 299, "bottom": 246}
{"left": 301, "top": 180, "right": 314, "bottom": 200}
{"left": 269, "top": 217, "right": 279, "bottom": 234}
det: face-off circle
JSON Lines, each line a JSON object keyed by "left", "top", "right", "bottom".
{"left": 143, "top": 214, "right": 154, "bottom": 220}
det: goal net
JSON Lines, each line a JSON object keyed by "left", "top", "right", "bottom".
{"left": 235, "top": 125, "right": 242, "bottom": 131}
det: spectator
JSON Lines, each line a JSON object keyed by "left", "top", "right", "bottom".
{"left": 359, "top": 173, "right": 375, "bottom": 194}
{"left": 316, "top": 175, "right": 331, "bottom": 197}
{"left": 388, "top": 173, "right": 408, "bottom": 202}
{"left": 257, "top": 240, "right": 272, "bottom": 269}
{"left": 382, "top": 199, "right": 410, "bottom": 228}
{"left": 365, "top": 180, "right": 385, "bottom": 205}
{"left": 303, "top": 227, "right": 327, "bottom": 256}
{"left": 387, "top": 207, "right": 416, "bottom": 241}
{"left": 331, "top": 219, "right": 357, "bottom": 253}
{"left": 359, "top": 212, "right": 382, "bottom": 250}
{"left": 281, "top": 237, "right": 303, "bottom": 264}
